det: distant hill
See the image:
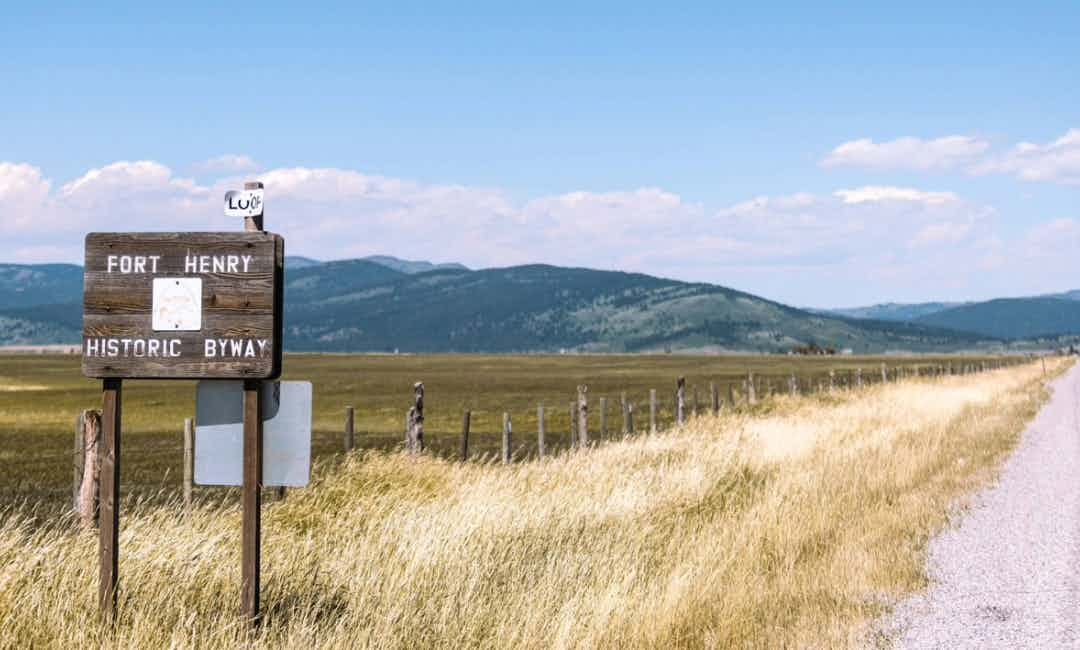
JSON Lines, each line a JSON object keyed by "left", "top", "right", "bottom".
{"left": 1047, "top": 289, "right": 1080, "bottom": 302}
{"left": 822, "top": 301, "right": 966, "bottom": 321}
{"left": 0, "top": 258, "right": 1012, "bottom": 352}
{"left": 914, "top": 297, "right": 1080, "bottom": 339}
{"left": 285, "top": 255, "right": 468, "bottom": 274}
{"left": 358, "top": 255, "right": 468, "bottom": 274}
{"left": 284, "top": 256, "right": 323, "bottom": 269}
{"left": 281, "top": 263, "right": 989, "bottom": 353}
{"left": 0, "top": 264, "right": 83, "bottom": 309}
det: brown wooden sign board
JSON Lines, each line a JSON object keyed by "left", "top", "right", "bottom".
{"left": 82, "top": 232, "right": 284, "bottom": 379}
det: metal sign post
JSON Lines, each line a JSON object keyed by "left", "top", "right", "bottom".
{"left": 81, "top": 180, "right": 283, "bottom": 625}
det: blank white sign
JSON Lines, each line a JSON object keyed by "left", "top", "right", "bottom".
{"left": 195, "top": 380, "right": 312, "bottom": 487}
{"left": 152, "top": 278, "right": 202, "bottom": 331}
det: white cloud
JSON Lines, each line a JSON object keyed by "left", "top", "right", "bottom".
{"left": 821, "top": 136, "right": 989, "bottom": 170}
{"left": 833, "top": 186, "right": 957, "bottom": 204}
{"left": 910, "top": 221, "right": 973, "bottom": 247}
{"left": 823, "top": 129, "right": 1080, "bottom": 186}
{"left": 193, "top": 154, "right": 262, "bottom": 174}
{"left": 0, "top": 163, "right": 51, "bottom": 230}
{"left": 0, "top": 158, "right": 1072, "bottom": 305}
{"left": 972, "top": 129, "right": 1080, "bottom": 185}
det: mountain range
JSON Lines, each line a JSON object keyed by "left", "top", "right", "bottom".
{"left": 0, "top": 256, "right": 1076, "bottom": 352}
{"left": 820, "top": 291, "right": 1080, "bottom": 340}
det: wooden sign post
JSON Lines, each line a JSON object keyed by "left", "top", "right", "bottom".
{"left": 82, "top": 180, "right": 283, "bottom": 625}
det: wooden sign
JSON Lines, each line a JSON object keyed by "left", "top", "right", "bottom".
{"left": 82, "top": 232, "right": 283, "bottom": 379}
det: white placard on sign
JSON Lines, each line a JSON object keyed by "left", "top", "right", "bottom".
{"left": 194, "top": 380, "right": 312, "bottom": 487}
{"left": 151, "top": 278, "right": 202, "bottom": 331}
{"left": 224, "top": 189, "right": 264, "bottom": 218}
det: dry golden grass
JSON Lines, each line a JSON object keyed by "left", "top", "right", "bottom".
{"left": 0, "top": 358, "right": 1068, "bottom": 649}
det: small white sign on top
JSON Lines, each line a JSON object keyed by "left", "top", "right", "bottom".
{"left": 224, "top": 188, "right": 264, "bottom": 218}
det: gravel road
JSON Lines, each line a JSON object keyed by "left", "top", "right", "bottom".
{"left": 885, "top": 362, "right": 1080, "bottom": 648}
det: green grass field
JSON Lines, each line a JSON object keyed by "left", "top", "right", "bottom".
{"left": 0, "top": 352, "right": 1003, "bottom": 509}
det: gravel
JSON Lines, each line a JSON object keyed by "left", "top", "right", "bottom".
{"left": 883, "top": 363, "right": 1080, "bottom": 648}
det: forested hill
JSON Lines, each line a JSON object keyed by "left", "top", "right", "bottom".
{"left": 279, "top": 261, "right": 988, "bottom": 353}
{"left": 0, "top": 257, "right": 1005, "bottom": 353}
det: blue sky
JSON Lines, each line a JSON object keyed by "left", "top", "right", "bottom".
{"left": 1, "top": 2, "right": 1078, "bottom": 307}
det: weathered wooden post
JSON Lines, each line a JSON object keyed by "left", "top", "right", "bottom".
{"left": 569, "top": 401, "right": 578, "bottom": 448}
{"left": 240, "top": 180, "right": 268, "bottom": 624}
{"left": 880, "top": 363, "right": 887, "bottom": 383}
{"left": 620, "top": 392, "right": 629, "bottom": 434}
{"left": 73, "top": 413, "right": 83, "bottom": 512}
{"left": 502, "top": 413, "right": 512, "bottom": 464}
{"left": 407, "top": 382, "right": 424, "bottom": 454}
{"left": 241, "top": 378, "right": 263, "bottom": 621}
{"left": 676, "top": 377, "right": 686, "bottom": 425}
{"left": 344, "top": 406, "right": 355, "bottom": 453}
{"left": 728, "top": 383, "right": 736, "bottom": 407}
{"left": 537, "top": 404, "right": 546, "bottom": 458}
{"left": 649, "top": 389, "right": 658, "bottom": 433}
{"left": 828, "top": 370, "right": 835, "bottom": 392}
{"left": 788, "top": 372, "right": 797, "bottom": 396}
{"left": 692, "top": 388, "right": 699, "bottom": 417}
{"left": 577, "top": 385, "right": 589, "bottom": 446}
{"left": 747, "top": 370, "right": 757, "bottom": 405}
{"left": 460, "top": 410, "right": 471, "bottom": 461}
{"left": 622, "top": 398, "right": 631, "bottom": 435}
{"left": 627, "top": 403, "right": 634, "bottom": 434}
{"left": 599, "top": 397, "right": 608, "bottom": 438}
{"left": 710, "top": 382, "right": 719, "bottom": 415}
{"left": 183, "top": 417, "right": 193, "bottom": 512}
{"left": 856, "top": 367, "right": 863, "bottom": 388}
{"left": 100, "top": 380, "right": 121, "bottom": 621}
{"left": 77, "top": 410, "right": 102, "bottom": 528}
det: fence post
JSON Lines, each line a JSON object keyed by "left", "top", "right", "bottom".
{"left": 692, "top": 388, "right": 699, "bottom": 416}
{"left": 709, "top": 382, "right": 719, "bottom": 415}
{"left": 78, "top": 410, "right": 101, "bottom": 528}
{"left": 537, "top": 404, "right": 546, "bottom": 458}
{"left": 627, "top": 403, "right": 634, "bottom": 434}
{"left": 747, "top": 371, "right": 757, "bottom": 405}
{"left": 788, "top": 372, "right": 797, "bottom": 396}
{"left": 183, "top": 417, "right": 194, "bottom": 512}
{"left": 599, "top": 397, "right": 608, "bottom": 438}
{"left": 676, "top": 377, "right": 685, "bottom": 425}
{"left": 344, "top": 406, "right": 355, "bottom": 453}
{"left": 728, "top": 383, "right": 736, "bottom": 407}
{"left": 460, "top": 410, "right": 471, "bottom": 461}
{"left": 407, "top": 382, "right": 424, "bottom": 454}
{"left": 649, "top": 389, "right": 658, "bottom": 433}
{"left": 622, "top": 398, "right": 631, "bottom": 435}
{"left": 880, "top": 363, "right": 887, "bottom": 383}
{"left": 502, "top": 413, "right": 512, "bottom": 464}
{"left": 569, "top": 401, "right": 578, "bottom": 448}
{"left": 577, "top": 385, "right": 589, "bottom": 446}
{"left": 828, "top": 370, "right": 835, "bottom": 392}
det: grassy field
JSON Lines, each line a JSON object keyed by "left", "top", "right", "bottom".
{"left": 0, "top": 356, "right": 1065, "bottom": 648}
{"left": 1, "top": 352, "right": 1006, "bottom": 509}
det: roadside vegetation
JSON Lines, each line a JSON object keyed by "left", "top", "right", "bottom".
{"left": 0, "top": 356, "right": 1066, "bottom": 647}
{"left": 0, "top": 352, "right": 1003, "bottom": 508}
